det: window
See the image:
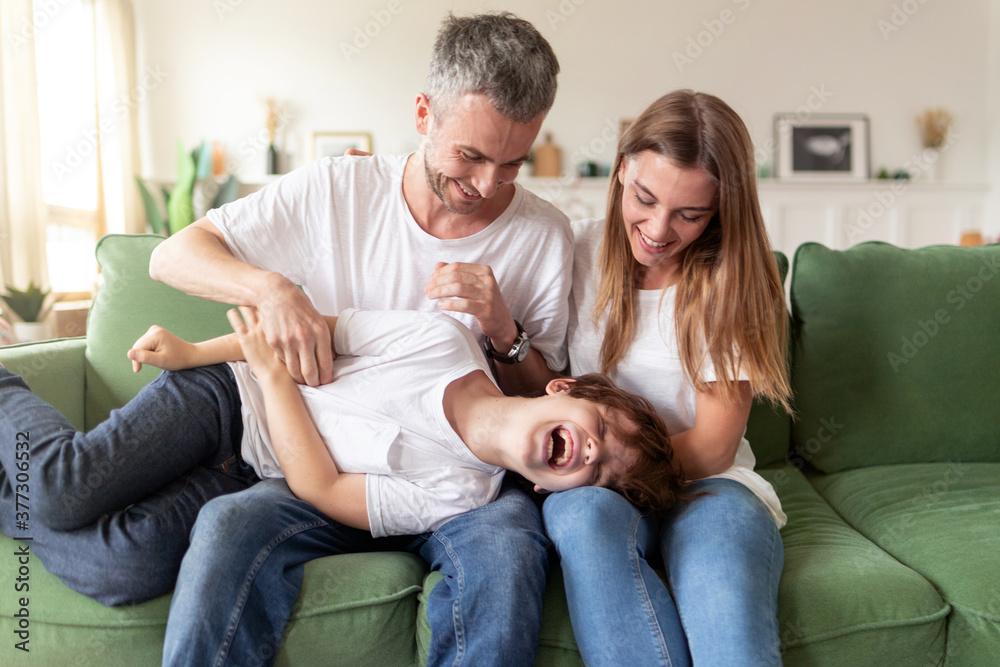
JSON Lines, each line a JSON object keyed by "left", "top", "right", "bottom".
{"left": 34, "top": 0, "right": 101, "bottom": 294}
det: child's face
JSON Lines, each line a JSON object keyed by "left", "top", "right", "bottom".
{"left": 511, "top": 379, "right": 634, "bottom": 494}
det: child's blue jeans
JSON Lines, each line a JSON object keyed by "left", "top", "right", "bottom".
{"left": 0, "top": 364, "right": 258, "bottom": 605}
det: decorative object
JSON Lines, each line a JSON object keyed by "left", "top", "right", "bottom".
{"left": 532, "top": 133, "right": 562, "bottom": 177}
{"left": 959, "top": 231, "right": 984, "bottom": 246}
{"left": 311, "top": 132, "right": 373, "bottom": 161}
{"left": 916, "top": 108, "right": 953, "bottom": 183}
{"left": 265, "top": 98, "right": 285, "bottom": 175}
{"left": 774, "top": 114, "right": 870, "bottom": 182}
{"left": 1, "top": 281, "right": 55, "bottom": 342}
{"left": 135, "top": 141, "right": 239, "bottom": 237}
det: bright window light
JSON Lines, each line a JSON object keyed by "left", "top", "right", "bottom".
{"left": 34, "top": 0, "right": 98, "bottom": 211}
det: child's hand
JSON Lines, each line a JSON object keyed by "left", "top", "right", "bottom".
{"left": 227, "top": 307, "right": 290, "bottom": 382}
{"left": 128, "top": 326, "right": 196, "bottom": 373}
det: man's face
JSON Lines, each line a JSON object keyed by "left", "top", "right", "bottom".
{"left": 419, "top": 93, "right": 542, "bottom": 215}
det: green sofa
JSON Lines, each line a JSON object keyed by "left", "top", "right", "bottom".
{"left": 1, "top": 235, "right": 998, "bottom": 665}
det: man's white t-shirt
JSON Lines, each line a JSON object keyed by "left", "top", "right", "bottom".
{"left": 207, "top": 154, "right": 573, "bottom": 371}
{"left": 231, "top": 309, "right": 504, "bottom": 538}
{"left": 567, "top": 219, "right": 786, "bottom": 527}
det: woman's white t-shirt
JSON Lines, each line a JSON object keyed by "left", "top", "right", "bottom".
{"left": 567, "top": 219, "right": 786, "bottom": 527}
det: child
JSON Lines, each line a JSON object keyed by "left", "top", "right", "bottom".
{"left": 1, "top": 308, "right": 679, "bottom": 564}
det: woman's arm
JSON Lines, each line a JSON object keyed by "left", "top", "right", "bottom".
{"left": 669, "top": 381, "right": 753, "bottom": 479}
{"left": 227, "top": 307, "right": 369, "bottom": 529}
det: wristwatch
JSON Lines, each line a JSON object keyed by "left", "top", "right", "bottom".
{"left": 485, "top": 320, "right": 531, "bottom": 364}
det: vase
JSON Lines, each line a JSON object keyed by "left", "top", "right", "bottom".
{"left": 266, "top": 144, "right": 279, "bottom": 175}
{"left": 13, "top": 321, "right": 52, "bottom": 343}
{"left": 922, "top": 147, "right": 941, "bottom": 183}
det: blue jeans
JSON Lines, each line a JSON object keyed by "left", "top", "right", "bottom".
{"left": 163, "top": 476, "right": 549, "bottom": 667}
{"left": 543, "top": 479, "right": 784, "bottom": 667}
{"left": 0, "top": 365, "right": 257, "bottom": 605}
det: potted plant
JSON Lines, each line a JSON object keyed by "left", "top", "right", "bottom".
{"left": 1, "top": 282, "right": 55, "bottom": 342}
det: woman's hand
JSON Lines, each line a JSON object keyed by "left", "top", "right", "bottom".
{"left": 227, "top": 306, "right": 291, "bottom": 383}
{"left": 128, "top": 325, "right": 197, "bottom": 373}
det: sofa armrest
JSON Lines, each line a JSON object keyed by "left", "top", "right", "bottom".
{"left": 0, "top": 337, "right": 87, "bottom": 430}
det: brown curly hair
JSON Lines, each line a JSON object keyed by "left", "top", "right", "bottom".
{"left": 566, "top": 373, "right": 686, "bottom": 515}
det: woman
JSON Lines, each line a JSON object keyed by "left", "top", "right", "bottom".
{"left": 542, "top": 90, "right": 793, "bottom": 666}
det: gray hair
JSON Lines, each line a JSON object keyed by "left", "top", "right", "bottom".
{"left": 425, "top": 12, "right": 559, "bottom": 124}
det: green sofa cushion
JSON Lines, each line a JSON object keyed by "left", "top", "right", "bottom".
{"left": 86, "top": 235, "right": 235, "bottom": 429}
{"left": 789, "top": 242, "right": 1000, "bottom": 473}
{"left": 0, "top": 534, "right": 427, "bottom": 666}
{"left": 0, "top": 338, "right": 87, "bottom": 431}
{"left": 812, "top": 463, "right": 1000, "bottom": 666}
{"left": 758, "top": 465, "right": 949, "bottom": 665}
{"left": 745, "top": 251, "right": 794, "bottom": 468}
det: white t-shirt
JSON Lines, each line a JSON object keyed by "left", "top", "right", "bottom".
{"left": 230, "top": 309, "right": 504, "bottom": 538}
{"left": 567, "top": 219, "right": 786, "bottom": 528}
{"left": 208, "top": 153, "right": 573, "bottom": 370}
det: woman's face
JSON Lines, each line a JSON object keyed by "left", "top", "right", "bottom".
{"left": 618, "top": 150, "right": 718, "bottom": 289}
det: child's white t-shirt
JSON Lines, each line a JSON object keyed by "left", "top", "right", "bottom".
{"left": 567, "top": 219, "right": 786, "bottom": 527}
{"left": 207, "top": 153, "right": 573, "bottom": 371}
{"left": 230, "top": 308, "right": 504, "bottom": 538}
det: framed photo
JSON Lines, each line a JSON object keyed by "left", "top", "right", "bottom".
{"left": 774, "top": 114, "right": 870, "bottom": 181}
{"left": 310, "top": 132, "right": 373, "bottom": 160}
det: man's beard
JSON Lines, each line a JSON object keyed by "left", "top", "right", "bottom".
{"left": 422, "top": 143, "right": 482, "bottom": 215}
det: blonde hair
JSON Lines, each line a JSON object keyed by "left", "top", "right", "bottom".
{"left": 594, "top": 90, "right": 792, "bottom": 412}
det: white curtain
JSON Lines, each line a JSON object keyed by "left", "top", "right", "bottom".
{"left": 0, "top": 0, "right": 50, "bottom": 289}
{"left": 95, "top": 0, "right": 143, "bottom": 235}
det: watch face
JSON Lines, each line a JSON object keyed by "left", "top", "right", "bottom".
{"left": 513, "top": 333, "right": 530, "bottom": 362}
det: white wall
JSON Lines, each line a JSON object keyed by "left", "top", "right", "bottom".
{"left": 987, "top": 0, "right": 1000, "bottom": 238}
{"left": 133, "top": 0, "right": 997, "bottom": 199}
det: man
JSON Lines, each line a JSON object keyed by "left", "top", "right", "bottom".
{"left": 150, "top": 12, "right": 570, "bottom": 667}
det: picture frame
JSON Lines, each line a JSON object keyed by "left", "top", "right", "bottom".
{"left": 310, "top": 132, "right": 373, "bottom": 161}
{"left": 774, "top": 114, "right": 870, "bottom": 181}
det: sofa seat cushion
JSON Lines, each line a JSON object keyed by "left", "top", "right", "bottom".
{"left": 758, "top": 465, "right": 949, "bottom": 665}
{"left": 811, "top": 463, "right": 1000, "bottom": 666}
{"left": 0, "top": 535, "right": 426, "bottom": 666}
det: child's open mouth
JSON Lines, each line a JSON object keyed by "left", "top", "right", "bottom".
{"left": 547, "top": 427, "right": 573, "bottom": 469}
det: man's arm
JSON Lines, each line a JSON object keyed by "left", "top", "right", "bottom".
{"left": 149, "top": 218, "right": 334, "bottom": 386}
{"left": 226, "top": 307, "right": 368, "bottom": 530}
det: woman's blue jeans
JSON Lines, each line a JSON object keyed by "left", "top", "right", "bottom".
{"left": 543, "top": 479, "right": 784, "bottom": 666}
{"left": 0, "top": 365, "right": 257, "bottom": 605}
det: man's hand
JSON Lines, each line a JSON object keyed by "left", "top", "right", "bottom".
{"left": 424, "top": 262, "right": 519, "bottom": 351}
{"left": 227, "top": 307, "right": 290, "bottom": 382}
{"left": 256, "top": 276, "right": 335, "bottom": 386}
{"left": 128, "top": 326, "right": 197, "bottom": 373}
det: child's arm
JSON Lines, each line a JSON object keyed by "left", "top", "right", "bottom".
{"left": 227, "top": 307, "right": 368, "bottom": 530}
{"left": 127, "top": 316, "right": 341, "bottom": 375}
{"left": 127, "top": 326, "right": 243, "bottom": 373}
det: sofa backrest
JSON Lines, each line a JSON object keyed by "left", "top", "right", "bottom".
{"left": 744, "top": 251, "right": 794, "bottom": 468}
{"left": 85, "top": 235, "right": 234, "bottom": 429}
{"left": 789, "top": 241, "right": 1000, "bottom": 473}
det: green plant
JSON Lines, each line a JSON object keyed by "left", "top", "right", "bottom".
{"left": 1, "top": 282, "right": 53, "bottom": 323}
{"left": 135, "top": 140, "right": 240, "bottom": 237}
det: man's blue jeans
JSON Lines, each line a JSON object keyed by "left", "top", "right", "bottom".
{"left": 163, "top": 477, "right": 550, "bottom": 667}
{"left": 0, "top": 365, "right": 256, "bottom": 605}
{"left": 543, "top": 479, "right": 784, "bottom": 666}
